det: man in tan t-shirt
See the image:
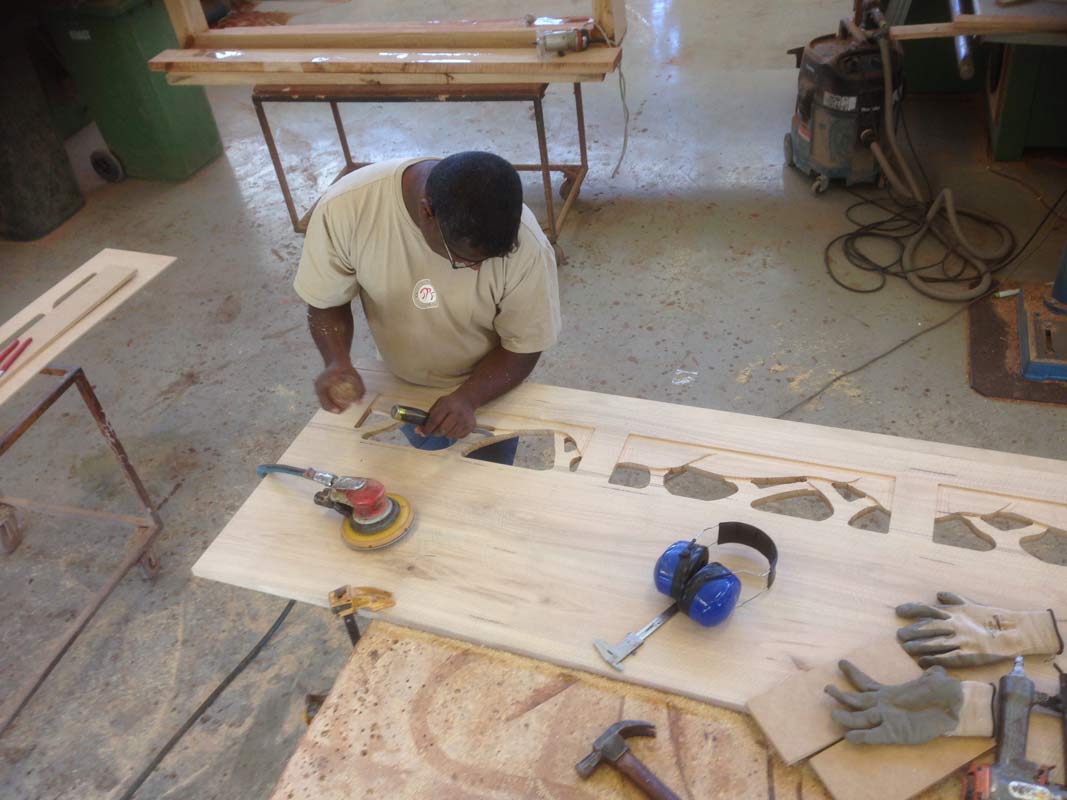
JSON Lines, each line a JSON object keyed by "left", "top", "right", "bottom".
{"left": 294, "top": 151, "right": 561, "bottom": 453}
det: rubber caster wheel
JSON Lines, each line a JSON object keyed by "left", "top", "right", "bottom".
{"left": 811, "top": 175, "right": 830, "bottom": 194}
{"left": 0, "top": 503, "right": 22, "bottom": 554}
{"left": 91, "top": 148, "right": 126, "bottom": 183}
{"left": 784, "top": 133, "right": 794, "bottom": 167}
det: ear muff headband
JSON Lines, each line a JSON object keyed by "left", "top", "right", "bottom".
{"left": 655, "top": 522, "right": 778, "bottom": 627}
{"left": 678, "top": 562, "right": 734, "bottom": 614}
{"left": 714, "top": 521, "right": 778, "bottom": 589}
{"left": 670, "top": 540, "right": 708, "bottom": 600}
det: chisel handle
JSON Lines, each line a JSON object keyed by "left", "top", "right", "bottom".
{"left": 391, "top": 405, "right": 430, "bottom": 426}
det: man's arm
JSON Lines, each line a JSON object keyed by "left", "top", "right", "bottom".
{"left": 422, "top": 347, "right": 541, "bottom": 438}
{"left": 307, "top": 304, "right": 365, "bottom": 413}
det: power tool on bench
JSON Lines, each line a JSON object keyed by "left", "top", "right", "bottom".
{"left": 256, "top": 464, "right": 415, "bottom": 550}
{"left": 785, "top": 0, "right": 902, "bottom": 194}
{"left": 963, "top": 658, "right": 1067, "bottom": 800}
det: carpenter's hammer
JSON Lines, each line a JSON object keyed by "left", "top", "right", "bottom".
{"left": 575, "top": 720, "right": 682, "bottom": 800}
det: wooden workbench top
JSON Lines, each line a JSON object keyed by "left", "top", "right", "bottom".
{"left": 269, "top": 622, "right": 961, "bottom": 800}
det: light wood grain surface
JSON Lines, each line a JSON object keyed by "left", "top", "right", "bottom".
{"left": 195, "top": 363, "right": 1067, "bottom": 716}
{"left": 0, "top": 249, "right": 176, "bottom": 408}
{"left": 191, "top": 18, "right": 599, "bottom": 50}
{"left": 148, "top": 46, "right": 622, "bottom": 77}
{"left": 164, "top": 71, "right": 606, "bottom": 87}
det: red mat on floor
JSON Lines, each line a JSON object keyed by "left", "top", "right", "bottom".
{"left": 968, "top": 284, "right": 1067, "bottom": 405}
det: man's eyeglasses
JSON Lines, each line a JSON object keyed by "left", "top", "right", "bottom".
{"left": 434, "top": 216, "right": 489, "bottom": 270}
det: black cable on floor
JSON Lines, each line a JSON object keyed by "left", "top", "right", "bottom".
{"left": 822, "top": 99, "right": 1032, "bottom": 299}
{"left": 783, "top": 187, "right": 1067, "bottom": 418}
{"left": 117, "top": 600, "right": 297, "bottom": 800}
{"left": 824, "top": 187, "right": 1017, "bottom": 297}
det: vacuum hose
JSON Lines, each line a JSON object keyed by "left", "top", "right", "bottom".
{"left": 877, "top": 36, "right": 926, "bottom": 206}
{"left": 870, "top": 36, "right": 1013, "bottom": 301}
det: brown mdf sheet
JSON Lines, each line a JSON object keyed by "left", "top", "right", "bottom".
{"left": 269, "top": 623, "right": 963, "bottom": 800}
{"left": 752, "top": 636, "right": 1065, "bottom": 800}
{"left": 811, "top": 703, "right": 1063, "bottom": 800}
{"left": 748, "top": 638, "right": 923, "bottom": 765}
{"left": 0, "top": 249, "right": 176, "bottom": 408}
{"left": 195, "top": 362, "right": 1067, "bottom": 713}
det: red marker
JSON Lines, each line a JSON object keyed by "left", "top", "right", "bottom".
{"left": 0, "top": 337, "right": 32, "bottom": 376}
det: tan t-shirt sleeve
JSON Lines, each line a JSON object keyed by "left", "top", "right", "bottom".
{"left": 494, "top": 242, "right": 562, "bottom": 354}
{"left": 293, "top": 202, "right": 359, "bottom": 309}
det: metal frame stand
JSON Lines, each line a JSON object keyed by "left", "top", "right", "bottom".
{"left": 0, "top": 366, "right": 162, "bottom": 735}
{"left": 251, "top": 82, "right": 589, "bottom": 245}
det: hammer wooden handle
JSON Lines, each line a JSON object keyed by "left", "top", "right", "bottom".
{"left": 614, "top": 750, "right": 682, "bottom": 800}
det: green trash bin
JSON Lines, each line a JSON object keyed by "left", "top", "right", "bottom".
{"left": 0, "top": 23, "right": 84, "bottom": 240}
{"left": 48, "top": 0, "right": 222, "bottom": 182}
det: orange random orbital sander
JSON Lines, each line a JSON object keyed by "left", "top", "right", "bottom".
{"left": 255, "top": 464, "right": 415, "bottom": 550}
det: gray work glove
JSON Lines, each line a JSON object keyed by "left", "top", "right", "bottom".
{"left": 824, "top": 660, "right": 995, "bottom": 745}
{"left": 896, "top": 592, "right": 1063, "bottom": 668}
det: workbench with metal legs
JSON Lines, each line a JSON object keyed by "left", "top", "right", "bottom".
{"left": 251, "top": 82, "right": 589, "bottom": 245}
{"left": 0, "top": 365, "right": 162, "bottom": 735}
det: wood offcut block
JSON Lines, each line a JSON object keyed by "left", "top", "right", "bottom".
{"left": 747, "top": 638, "right": 922, "bottom": 765}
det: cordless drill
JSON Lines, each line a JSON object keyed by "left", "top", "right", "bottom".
{"left": 964, "top": 658, "right": 1067, "bottom": 800}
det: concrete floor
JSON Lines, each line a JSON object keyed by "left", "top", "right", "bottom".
{"left": 2, "top": 0, "right": 1067, "bottom": 797}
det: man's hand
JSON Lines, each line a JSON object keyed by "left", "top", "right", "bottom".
{"left": 421, "top": 390, "right": 477, "bottom": 439}
{"left": 314, "top": 363, "right": 364, "bottom": 413}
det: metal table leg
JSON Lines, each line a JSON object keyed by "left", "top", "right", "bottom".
{"left": 0, "top": 366, "right": 162, "bottom": 736}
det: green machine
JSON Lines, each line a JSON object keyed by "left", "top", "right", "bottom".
{"left": 887, "top": 0, "right": 1067, "bottom": 160}
{"left": 48, "top": 0, "right": 221, "bottom": 182}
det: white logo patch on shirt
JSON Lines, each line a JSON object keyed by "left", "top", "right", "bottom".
{"left": 412, "top": 279, "right": 439, "bottom": 310}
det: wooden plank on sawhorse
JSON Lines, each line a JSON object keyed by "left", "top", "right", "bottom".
{"left": 192, "top": 362, "right": 1067, "bottom": 714}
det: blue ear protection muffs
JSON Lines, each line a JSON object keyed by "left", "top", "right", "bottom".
{"left": 653, "top": 522, "right": 778, "bottom": 627}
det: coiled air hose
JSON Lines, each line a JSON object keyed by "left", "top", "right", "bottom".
{"left": 868, "top": 35, "right": 1013, "bottom": 301}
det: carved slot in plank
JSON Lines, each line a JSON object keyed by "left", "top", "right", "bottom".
{"left": 933, "top": 513, "right": 1067, "bottom": 566}
{"left": 1021, "top": 526, "right": 1067, "bottom": 567}
{"left": 462, "top": 430, "right": 579, "bottom": 472}
{"left": 608, "top": 435, "right": 893, "bottom": 532}
{"left": 936, "top": 485, "right": 1067, "bottom": 567}
{"left": 609, "top": 462, "right": 650, "bottom": 488}
{"left": 663, "top": 466, "right": 738, "bottom": 501}
{"left": 610, "top": 463, "right": 891, "bottom": 532}
{"left": 753, "top": 487, "right": 834, "bottom": 522}
{"left": 356, "top": 404, "right": 583, "bottom": 473}
{"left": 850, "top": 506, "right": 891, "bottom": 533}
{"left": 933, "top": 514, "right": 995, "bottom": 552}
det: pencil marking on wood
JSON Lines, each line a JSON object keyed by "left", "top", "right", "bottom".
{"left": 667, "top": 703, "right": 696, "bottom": 800}
{"left": 504, "top": 674, "right": 579, "bottom": 721}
